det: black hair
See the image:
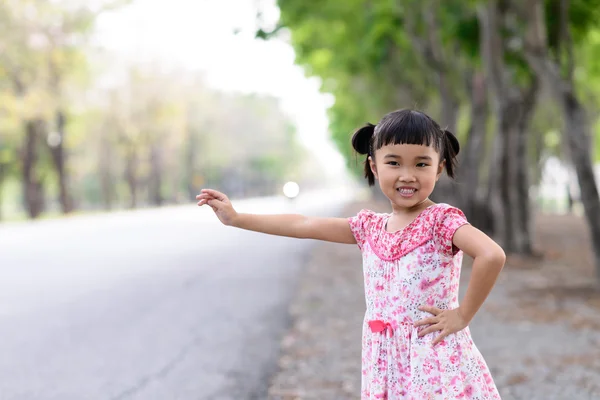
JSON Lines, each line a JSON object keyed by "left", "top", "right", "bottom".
{"left": 351, "top": 109, "right": 460, "bottom": 186}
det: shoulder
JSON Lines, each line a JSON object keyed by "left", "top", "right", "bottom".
{"left": 431, "top": 203, "right": 470, "bottom": 255}
{"left": 430, "top": 203, "right": 469, "bottom": 231}
{"left": 432, "top": 203, "right": 468, "bottom": 223}
{"left": 355, "top": 208, "right": 376, "bottom": 217}
{"left": 348, "top": 208, "right": 385, "bottom": 228}
{"left": 413, "top": 203, "right": 466, "bottom": 231}
{"left": 348, "top": 208, "right": 387, "bottom": 249}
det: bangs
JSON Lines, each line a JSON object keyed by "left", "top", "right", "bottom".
{"left": 372, "top": 109, "right": 444, "bottom": 153}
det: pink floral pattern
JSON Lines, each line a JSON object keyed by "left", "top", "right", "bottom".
{"left": 348, "top": 204, "right": 501, "bottom": 399}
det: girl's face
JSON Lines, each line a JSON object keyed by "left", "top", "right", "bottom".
{"left": 369, "top": 143, "right": 444, "bottom": 211}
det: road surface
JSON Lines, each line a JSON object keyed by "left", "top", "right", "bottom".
{"left": 0, "top": 188, "right": 355, "bottom": 400}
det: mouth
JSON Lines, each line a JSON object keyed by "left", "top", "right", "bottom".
{"left": 396, "top": 187, "right": 417, "bottom": 198}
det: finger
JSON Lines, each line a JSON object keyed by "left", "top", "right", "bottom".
{"left": 418, "top": 323, "right": 443, "bottom": 337}
{"left": 201, "top": 189, "right": 227, "bottom": 201}
{"left": 207, "top": 199, "right": 224, "bottom": 208}
{"left": 418, "top": 305, "right": 441, "bottom": 316}
{"left": 413, "top": 317, "right": 437, "bottom": 327}
{"left": 432, "top": 331, "right": 449, "bottom": 346}
{"left": 196, "top": 194, "right": 214, "bottom": 201}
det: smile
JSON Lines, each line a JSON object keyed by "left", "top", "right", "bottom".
{"left": 396, "top": 187, "right": 417, "bottom": 197}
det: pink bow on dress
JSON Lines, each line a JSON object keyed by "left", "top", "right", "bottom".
{"left": 368, "top": 320, "right": 394, "bottom": 336}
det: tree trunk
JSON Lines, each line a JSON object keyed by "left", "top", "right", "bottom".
{"left": 99, "top": 134, "right": 115, "bottom": 210}
{"left": 499, "top": 100, "right": 523, "bottom": 253}
{"left": 405, "top": 1, "right": 460, "bottom": 133}
{"left": 496, "top": 88, "right": 537, "bottom": 255}
{"left": 514, "top": 80, "right": 539, "bottom": 255}
{"left": 22, "top": 119, "right": 45, "bottom": 219}
{"left": 479, "top": 1, "right": 506, "bottom": 246}
{"left": 563, "top": 93, "right": 600, "bottom": 275}
{"left": 48, "top": 110, "right": 74, "bottom": 214}
{"left": 435, "top": 89, "right": 461, "bottom": 206}
{"left": 522, "top": 0, "right": 600, "bottom": 283}
{"left": 125, "top": 146, "right": 138, "bottom": 209}
{"left": 439, "top": 75, "right": 459, "bottom": 133}
{"left": 186, "top": 128, "right": 197, "bottom": 200}
{"left": 431, "top": 101, "right": 460, "bottom": 207}
{"left": 478, "top": 0, "right": 537, "bottom": 254}
{"left": 149, "top": 144, "right": 163, "bottom": 206}
{"left": 459, "top": 71, "right": 488, "bottom": 220}
{"left": 486, "top": 130, "right": 505, "bottom": 241}
{"left": 567, "top": 183, "right": 574, "bottom": 214}
{"left": 478, "top": 1, "right": 513, "bottom": 250}
{"left": 0, "top": 162, "right": 5, "bottom": 221}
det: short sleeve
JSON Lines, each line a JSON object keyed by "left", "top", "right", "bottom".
{"left": 348, "top": 209, "right": 375, "bottom": 251}
{"left": 434, "top": 205, "right": 469, "bottom": 256}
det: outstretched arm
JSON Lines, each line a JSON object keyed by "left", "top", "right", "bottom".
{"left": 196, "top": 189, "right": 356, "bottom": 244}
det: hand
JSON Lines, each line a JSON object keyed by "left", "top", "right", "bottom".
{"left": 196, "top": 189, "right": 238, "bottom": 226}
{"left": 413, "top": 306, "right": 468, "bottom": 346}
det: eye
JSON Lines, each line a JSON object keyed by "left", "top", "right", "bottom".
{"left": 386, "top": 161, "right": 399, "bottom": 166}
{"left": 416, "top": 162, "right": 429, "bottom": 167}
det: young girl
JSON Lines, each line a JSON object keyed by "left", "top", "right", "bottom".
{"left": 196, "top": 109, "right": 505, "bottom": 399}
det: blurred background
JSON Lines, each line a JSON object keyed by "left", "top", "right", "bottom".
{"left": 0, "top": 0, "right": 351, "bottom": 220}
{"left": 1, "top": 0, "right": 600, "bottom": 399}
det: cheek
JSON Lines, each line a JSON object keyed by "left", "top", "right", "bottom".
{"left": 379, "top": 169, "right": 396, "bottom": 181}
{"left": 414, "top": 168, "right": 437, "bottom": 183}
{"left": 427, "top": 171, "right": 441, "bottom": 183}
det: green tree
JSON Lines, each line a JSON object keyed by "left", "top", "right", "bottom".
{"left": 0, "top": 0, "right": 129, "bottom": 218}
{"left": 262, "top": 0, "right": 600, "bottom": 283}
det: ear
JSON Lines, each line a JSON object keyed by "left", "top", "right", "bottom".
{"left": 368, "top": 156, "right": 379, "bottom": 180}
{"left": 436, "top": 159, "right": 446, "bottom": 181}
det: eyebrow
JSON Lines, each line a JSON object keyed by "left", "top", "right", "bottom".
{"left": 383, "top": 154, "right": 433, "bottom": 161}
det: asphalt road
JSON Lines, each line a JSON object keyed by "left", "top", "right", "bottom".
{"left": 0, "top": 188, "right": 354, "bottom": 400}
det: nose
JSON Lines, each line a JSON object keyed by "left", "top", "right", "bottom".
{"left": 398, "top": 169, "right": 416, "bottom": 182}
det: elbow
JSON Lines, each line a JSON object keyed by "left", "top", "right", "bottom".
{"left": 482, "top": 247, "right": 506, "bottom": 271}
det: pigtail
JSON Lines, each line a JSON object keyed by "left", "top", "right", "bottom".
{"left": 442, "top": 129, "right": 460, "bottom": 179}
{"left": 351, "top": 123, "right": 376, "bottom": 186}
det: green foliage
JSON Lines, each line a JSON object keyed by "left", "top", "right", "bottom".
{"left": 272, "top": 0, "right": 482, "bottom": 175}
{"left": 268, "top": 0, "right": 600, "bottom": 173}
{"left": 545, "top": 0, "right": 600, "bottom": 47}
{"left": 274, "top": 0, "right": 421, "bottom": 174}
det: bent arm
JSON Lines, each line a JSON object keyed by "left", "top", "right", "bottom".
{"left": 452, "top": 224, "right": 506, "bottom": 323}
{"left": 233, "top": 213, "right": 356, "bottom": 244}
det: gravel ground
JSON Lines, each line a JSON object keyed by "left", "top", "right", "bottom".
{"left": 267, "top": 200, "right": 600, "bottom": 400}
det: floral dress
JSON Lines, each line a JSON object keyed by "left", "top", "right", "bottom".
{"left": 348, "top": 203, "right": 501, "bottom": 400}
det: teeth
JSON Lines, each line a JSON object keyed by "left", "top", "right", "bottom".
{"left": 398, "top": 188, "right": 416, "bottom": 194}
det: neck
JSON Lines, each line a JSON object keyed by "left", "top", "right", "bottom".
{"left": 391, "top": 198, "right": 434, "bottom": 215}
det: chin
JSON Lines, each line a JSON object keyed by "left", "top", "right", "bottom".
{"left": 392, "top": 195, "right": 428, "bottom": 208}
